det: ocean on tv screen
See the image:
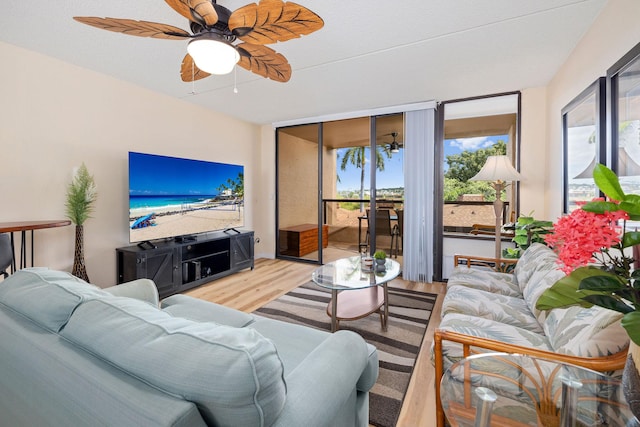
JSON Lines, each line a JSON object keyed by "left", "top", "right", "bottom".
{"left": 128, "top": 151, "right": 244, "bottom": 242}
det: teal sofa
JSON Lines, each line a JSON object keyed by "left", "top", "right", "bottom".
{"left": 0, "top": 268, "right": 378, "bottom": 427}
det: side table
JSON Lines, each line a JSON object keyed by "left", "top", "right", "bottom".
{"left": 0, "top": 220, "right": 71, "bottom": 273}
{"left": 440, "top": 352, "right": 636, "bottom": 427}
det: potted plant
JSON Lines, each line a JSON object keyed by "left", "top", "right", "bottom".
{"left": 373, "top": 250, "right": 387, "bottom": 271}
{"left": 503, "top": 213, "right": 553, "bottom": 259}
{"left": 65, "top": 163, "right": 97, "bottom": 282}
{"left": 535, "top": 163, "right": 640, "bottom": 417}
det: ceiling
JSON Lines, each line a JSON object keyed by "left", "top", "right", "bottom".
{"left": 279, "top": 114, "right": 405, "bottom": 149}
{"left": 0, "top": 0, "right": 607, "bottom": 125}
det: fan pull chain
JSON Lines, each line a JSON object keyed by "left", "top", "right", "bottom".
{"left": 233, "top": 65, "right": 238, "bottom": 94}
{"left": 191, "top": 62, "right": 196, "bottom": 95}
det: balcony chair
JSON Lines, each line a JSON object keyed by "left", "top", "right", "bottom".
{"left": 0, "top": 233, "right": 13, "bottom": 278}
{"left": 395, "top": 209, "right": 403, "bottom": 254}
{"left": 365, "top": 209, "right": 400, "bottom": 257}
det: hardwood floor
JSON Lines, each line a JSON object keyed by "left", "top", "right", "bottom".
{"left": 185, "top": 254, "right": 446, "bottom": 427}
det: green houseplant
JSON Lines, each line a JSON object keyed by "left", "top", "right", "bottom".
{"left": 65, "top": 163, "right": 97, "bottom": 282}
{"left": 373, "top": 250, "right": 387, "bottom": 260}
{"left": 503, "top": 214, "right": 553, "bottom": 259}
{"left": 373, "top": 250, "right": 387, "bottom": 271}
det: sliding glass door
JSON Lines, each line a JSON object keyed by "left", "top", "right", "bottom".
{"left": 371, "top": 114, "right": 405, "bottom": 257}
{"left": 276, "top": 114, "right": 405, "bottom": 264}
{"left": 276, "top": 124, "right": 322, "bottom": 263}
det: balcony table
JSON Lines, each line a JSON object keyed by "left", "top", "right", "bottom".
{"left": 0, "top": 220, "right": 71, "bottom": 273}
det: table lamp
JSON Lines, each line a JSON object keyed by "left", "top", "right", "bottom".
{"left": 470, "top": 155, "right": 522, "bottom": 261}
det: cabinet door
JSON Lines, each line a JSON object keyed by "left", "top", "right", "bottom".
{"left": 139, "top": 248, "right": 180, "bottom": 298}
{"left": 231, "top": 233, "right": 254, "bottom": 271}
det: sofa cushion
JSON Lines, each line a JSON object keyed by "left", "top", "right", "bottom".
{"left": 543, "top": 305, "right": 628, "bottom": 357}
{"left": 0, "top": 304, "right": 207, "bottom": 427}
{"left": 436, "top": 313, "right": 553, "bottom": 363}
{"left": 513, "top": 244, "right": 558, "bottom": 289}
{"left": 447, "top": 266, "right": 521, "bottom": 297}
{"left": 61, "top": 297, "right": 287, "bottom": 427}
{"left": 0, "top": 268, "right": 109, "bottom": 332}
{"left": 442, "top": 285, "right": 544, "bottom": 334}
{"left": 521, "top": 266, "right": 565, "bottom": 323}
{"left": 249, "top": 314, "right": 333, "bottom": 375}
{"left": 161, "top": 294, "right": 255, "bottom": 328}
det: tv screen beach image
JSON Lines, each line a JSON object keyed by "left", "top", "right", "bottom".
{"left": 129, "top": 152, "right": 244, "bottom": 243}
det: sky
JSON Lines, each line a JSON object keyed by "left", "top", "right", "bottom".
{"left": 129, "top": 152, "right": 243, "bottom": 196}
{"left": 335, "top": 135, "right": 506, "bottom": 191}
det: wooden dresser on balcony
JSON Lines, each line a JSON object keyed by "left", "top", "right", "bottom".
{"left": 279, "top": 223, "right": 329, "bottom": 257}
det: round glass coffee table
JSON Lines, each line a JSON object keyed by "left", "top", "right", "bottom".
{"left": 311, "top": 256, "right": 401, "bottom": 332}
{"left": 440, "top": 352, "right": 637, "bottom": 427}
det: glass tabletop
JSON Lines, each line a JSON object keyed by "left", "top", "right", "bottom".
{"left": 311, "top": 256, "right": 401, "bottom": 290}
{"left": 440, "top": 352, "right": 636, "bottom": 427}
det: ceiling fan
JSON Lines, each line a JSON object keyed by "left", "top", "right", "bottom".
{"left": 386, "top": 132, "right": 403, "bottom": 153}
{"left": 73, "top": 0, "right": 323, "bottom": 83}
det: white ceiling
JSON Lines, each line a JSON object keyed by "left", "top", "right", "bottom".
{"left": 0, "top": 0, "right": 606, "bottom": 125}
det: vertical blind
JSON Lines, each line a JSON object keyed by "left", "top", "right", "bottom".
{"left": 403, "top": 109, "right": 435, "bottom": 282}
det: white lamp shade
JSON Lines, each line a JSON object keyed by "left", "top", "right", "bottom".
{"left": 187, "top": 37, "right": 240, "bottom": 75}
{"left": 470, "top": 155, "right": 522, "bottom": 182}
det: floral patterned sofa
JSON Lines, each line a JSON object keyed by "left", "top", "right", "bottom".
{"left": 433, "top": 243, "right": 631, "bottom": 427}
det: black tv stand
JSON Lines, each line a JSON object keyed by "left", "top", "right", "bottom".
{"left": 137, "top": 241, "right": 157, "bottom": 250}
{"left": 117, "top": 230, "right": 254, "bottom": 298}
{"left": 175, "top": 235, "right": 197, "bottom": 243}
{"left": 223, "top": 227, "right": 241, "bottom": 234}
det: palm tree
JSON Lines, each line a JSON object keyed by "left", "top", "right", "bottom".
{"left": 339, "top": 144, "right": 392, "bottom": 211}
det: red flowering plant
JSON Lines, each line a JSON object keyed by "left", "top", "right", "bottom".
{"left": 536, "top": 164, "right": 640, "bottom": 346}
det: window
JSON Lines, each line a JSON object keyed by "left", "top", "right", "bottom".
{"left": 562, "top": 77, "right": 606, "bottom": 213}
{"left": 440, "top": 93, "right": 520, "bottom": 235}
{"left": 608, "top": 42, "right": 640, "bottom": 205}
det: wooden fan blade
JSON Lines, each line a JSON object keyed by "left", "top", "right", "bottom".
{"left": 236, "top": 43, "right": 291, "bottom": 82}
{"left": 180, "top": 53, "right": 212, "bottom": 82}
{"left": 165, "top": 0, "right": 219, "bottom": 26}
{"left": 229, "top": 0, "right": 323, "bottom": 45}
{"left": 73, "top": 17, "right": 190, "bottom": 40}
{"left": 191, "top": 0, "right": 219, "bottom": 26}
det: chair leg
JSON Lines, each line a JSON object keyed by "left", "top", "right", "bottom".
{"left": 391, "top": 234, "right": 398, "bottom": 258}
{"left": 395, "top": 234, "right": 399, "bottom": 258}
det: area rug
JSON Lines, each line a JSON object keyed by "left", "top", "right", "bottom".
{"left": 254, "top": 282, "right": 437, "bottom": 427}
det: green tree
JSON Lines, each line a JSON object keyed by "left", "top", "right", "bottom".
{"left": 445, "top": 140, "right": 507, "bottom": 182}
{"left": 339, "top": 145, "right": 392, "bottom": 210}
{"left": 443, "top": 140, "right": 508, "bottom": 202}
{"left": 217, "top": 172, "right": 244, "bottom": 198}
{"left": 443, "top": 178, "right": 496, "bottom": 202}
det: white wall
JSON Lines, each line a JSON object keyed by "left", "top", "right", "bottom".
{"left": 256, "top": 124, "right": 276, "bottom": 259}
{"left": 0, "top": 41, "right": 262, "bottom": 287}
{"left": 520, "top": 87, "right": 548, "bottom": 217}
{"left": 545, "top": 0, "right": 640, "bottom": 220}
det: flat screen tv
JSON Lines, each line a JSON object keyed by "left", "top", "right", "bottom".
{"left": 128, "top": 152, "right": 244, "bottom": 243}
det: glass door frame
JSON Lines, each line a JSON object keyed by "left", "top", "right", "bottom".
{"left": 367, "top": 114, "right": 405, "bottom": 256}
{"left": 275, "top": 123, "right": 325, "bottom": 264}
{"left": 274, "top": 110, "right": 410, "bottom": 264}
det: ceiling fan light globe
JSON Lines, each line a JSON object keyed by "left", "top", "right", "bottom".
{"left": 187, "top": 37, "right": 239, "bottom": 75}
